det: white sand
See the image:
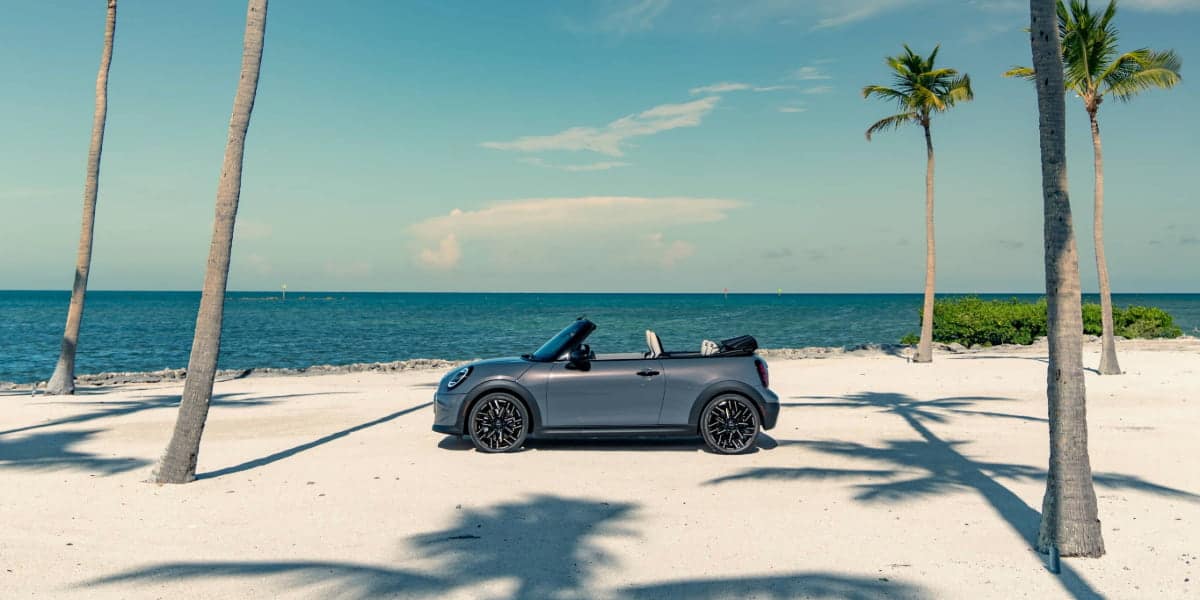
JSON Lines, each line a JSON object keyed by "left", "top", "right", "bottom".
{"left": 2, "top": 340, "right": 1197, "bottom": 599}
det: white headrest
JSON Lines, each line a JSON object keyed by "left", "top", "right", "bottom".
{"left": 645, "top": 330, "right": 664, "bottom": 358}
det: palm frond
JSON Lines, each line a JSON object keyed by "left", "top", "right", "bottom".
{"left": 863, "top": 44, "right": 971, "bottom": 135}
{"left": 1106, "top": 66, "right": 1183, "bottom": 101}
{"left": 864, "top": 112, "right": 919, "bottom": 141}
{"left": 1101, "top": 48, "right": 1182, "bottom": 100}
{"left": 911, "top": 84, "right": 946, "bottom": 111}
{"left": 944, "top": 74, "right": 974, "bottom": 105}
{"left": 1059, "top": 0, "right": 1123, "bottom": 93}
{"left": 1003, "top": 65, "right": 1036, "bottom": 81}
{"left": 861, "top": 84, "right": 908, "bottom": 104}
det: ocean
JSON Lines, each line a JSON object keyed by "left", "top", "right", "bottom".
{"left": 1, "top": 291, "right": 1197, "bottom": 384}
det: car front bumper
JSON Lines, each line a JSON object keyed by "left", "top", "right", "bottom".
{"left": 432, "top": 390, "right": 467, "bottom": 435}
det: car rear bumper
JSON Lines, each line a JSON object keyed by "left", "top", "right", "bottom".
{"left": 761, "top": 388, "right": 780, "bottom": 430}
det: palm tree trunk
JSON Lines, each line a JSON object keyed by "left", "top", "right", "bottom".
{"left": 1090, "top": 111, "right": 1121, "bottom": 375}
{"left": 46, "top": 0, "right": 117, "bottom": 396}
{"left": 1029, "top": 0, "right": 1105, "bottom": 558}
{"left": 153, "top": 0, "right": 268, "bottom": 484}
{"left": 914, "top": 122, "right": 936, "bottom": 363}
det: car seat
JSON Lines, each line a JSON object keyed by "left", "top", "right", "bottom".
{"left": 645, "top": 330, "right": 664, "bottom": 358}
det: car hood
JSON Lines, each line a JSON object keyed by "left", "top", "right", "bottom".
{"left": 443, "top": 356, "right": 536, "bottom": 389}
{"left": 463, "top": 356, "right": 533, "bottom": 370}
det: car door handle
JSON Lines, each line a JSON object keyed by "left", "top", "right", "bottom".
{"left": 636, "top": 369, "right": 660, "bottom": 377}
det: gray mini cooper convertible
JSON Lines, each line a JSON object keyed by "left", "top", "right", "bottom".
{"left": 432, "top": 319, "right": 779, "bottom": 454}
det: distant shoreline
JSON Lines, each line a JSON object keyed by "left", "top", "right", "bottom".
{"left": 5, "top": 290, "right": 1200, "bottom": 295}
{"left": 5, "top": 336, "right": 1195, "bottom": 392}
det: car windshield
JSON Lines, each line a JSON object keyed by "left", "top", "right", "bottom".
{"left": 529, "top": 320, "right": 594, "bottom": 361}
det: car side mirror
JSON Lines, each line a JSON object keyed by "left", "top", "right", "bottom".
{"left": 566, "top": 346, "right": 591, "bottom": 371}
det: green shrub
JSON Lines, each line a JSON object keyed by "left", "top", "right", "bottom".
{"left": 927, "top": 297, "right": 1046, "bottom": 347}
{"left": 1081, "top": 303, "right": 1103, "bottom": 335}
{"left": 1113, "top": 305, "right": 1182, "bottom": 338}
{"left": 902, "top": 296, "right": 1182, "bottom": 347}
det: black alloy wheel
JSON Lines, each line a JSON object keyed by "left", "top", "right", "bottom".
{"left": 700, "top": 394, "right": 760, "bottom": 454}
{"left": 467, "top": 393, "right": 529, "bottom": 453}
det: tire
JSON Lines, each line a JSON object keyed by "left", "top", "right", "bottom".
{"left": 467, "top": 392, "right": 529, "bottom": 453}
{"left": 700, "top": 394, "right": 760, "bottom": 454}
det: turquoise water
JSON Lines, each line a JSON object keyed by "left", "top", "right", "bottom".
{"left": 1, "top": 291, "right": 1197, "bottom": 384}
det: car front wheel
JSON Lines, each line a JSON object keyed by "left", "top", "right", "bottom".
{"left": 700, "top": 394, "right": 760, "bottom": 454}
{"left": 467, "top": 393, "right": 529, "bottom": 453}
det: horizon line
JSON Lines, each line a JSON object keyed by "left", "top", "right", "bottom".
{"left": 3, "top": 289, "right": 1199, "bottom": 295}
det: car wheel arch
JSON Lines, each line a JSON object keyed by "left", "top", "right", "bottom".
{"left": 460, "top": 380, "right": 542, "bottom": 433}
{"left": 688, "top": 381, "right": 767, "bottom": 431}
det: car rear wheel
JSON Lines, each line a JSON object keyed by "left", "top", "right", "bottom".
{"left": 467, "top": 393, "right": 528, "bottom": 453}
{"left": 700, "top": 394, "right": 760, "bottom": 454}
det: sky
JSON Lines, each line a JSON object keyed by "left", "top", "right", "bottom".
{"left": 1, "top": 0, "right": 1197, "bottom": 293}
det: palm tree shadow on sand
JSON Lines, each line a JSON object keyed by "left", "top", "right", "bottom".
{"left": 709, "top": 392, "right": 1200, "bottom": 600}
{"left": 0, "top": 391, "right": 330, "bottom": 437}
{"left": 0, "top": 428, "right": 148, "bottom": 475}
{"left": 197, "top": 400, "right": 433, "bottom": 479}
{"left": 83, "top": 494, "right": 927, "bottom": 599}
{"left": 0, "top": 392, "right": 347, "bottom": 477}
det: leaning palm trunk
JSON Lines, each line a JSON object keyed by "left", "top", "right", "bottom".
{"left": 153, "top": 0, "right": 268, "bottom": 484}
{"left": 1089, "top": 112, "right": 1120, "bottom": 375}
{"left": 46, "top": 0, "right": 117, "bottom": 396}
{"left": 915, "top": 123, "right": 936, "bottom": 363}
{"left": 1029, "top": 0, "right": 1105, "bottom": 557}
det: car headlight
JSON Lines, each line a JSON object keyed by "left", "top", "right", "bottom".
{"left": 446, "top": 366, "right": 472, "bottom": 390}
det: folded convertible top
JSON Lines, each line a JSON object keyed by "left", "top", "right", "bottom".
{"left": 718, "top": 335, "right": 758, "bottom": 356}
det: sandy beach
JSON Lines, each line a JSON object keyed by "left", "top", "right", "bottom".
{"left": 2, "top": 338, "right": 1197, "bottom": 599}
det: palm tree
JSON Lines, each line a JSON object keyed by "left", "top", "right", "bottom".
{"left": 1028, "top": 0, "right": 1105, "bottom": 557}
{"left": 45, "top": 0, "right": 118, "bottom": 395}
{"left": 862, "top": 45, "right": 973, "bottom": 364}
{"left": 1006, "top": 0, "right": 1182, "bottom": 375}
{"left": 153, "top": 0, "right": 269, "bottom": 484}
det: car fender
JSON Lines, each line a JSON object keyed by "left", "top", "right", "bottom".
{"left": 458, "top": 378, "right": 543, "bottom": 432}
{"left": 687, "top": 380, "right": 772, "bottom": 428}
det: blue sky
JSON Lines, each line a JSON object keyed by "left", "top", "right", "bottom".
{"left": 1, "top": 0, "right": 1197, "bottom": 292}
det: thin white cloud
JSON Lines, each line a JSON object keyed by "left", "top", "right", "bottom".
{"left": 802, "top": 85, "right": 834, "bottom": 95}
{"left": 753, "top": 85, "right": 795, "bottom": 92}
{"left": 690, "top": 81, "right": 752, "bottom": 95}
{"left": 1122, "top": 0, "right": 1200, "bottom": 11}
{"left": 691, "top": 82, "right": 795, "bottom": 94}
{"left": 481, "top": 96, "right": 720, "bottom": 157}
{"left": 968, "top": 0, "right": 1024, "bottom": 12}
{"left": 927, "top": 0, "right": 1196, "bottom": 21}
{"left": 410, "top": 197, "right": 741, "bottom": 270}
{"left": 586, "top": 1, "right": 1028, "bottom": 34}
{"left": 779, "top": 105, "right": 807, "bottom": 113}
{"left": 792, "top": 66, "right": 831, "bottom": 80}
{"left": 600, "top": 0, "right": 672, "bottom": 33}
{"left": 519, "top": 157, "right": 631, "bottom": 172}
{"left": 812, "top": 0, "right": 916, "bottom": 29}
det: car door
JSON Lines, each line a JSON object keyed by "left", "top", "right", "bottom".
{"left": 545, "top": 358, "right": 666, "bottom": 427}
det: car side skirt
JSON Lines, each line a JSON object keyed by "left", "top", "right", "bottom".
{"left": 533, "top": 426, "right": 696, "bottom": 438}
